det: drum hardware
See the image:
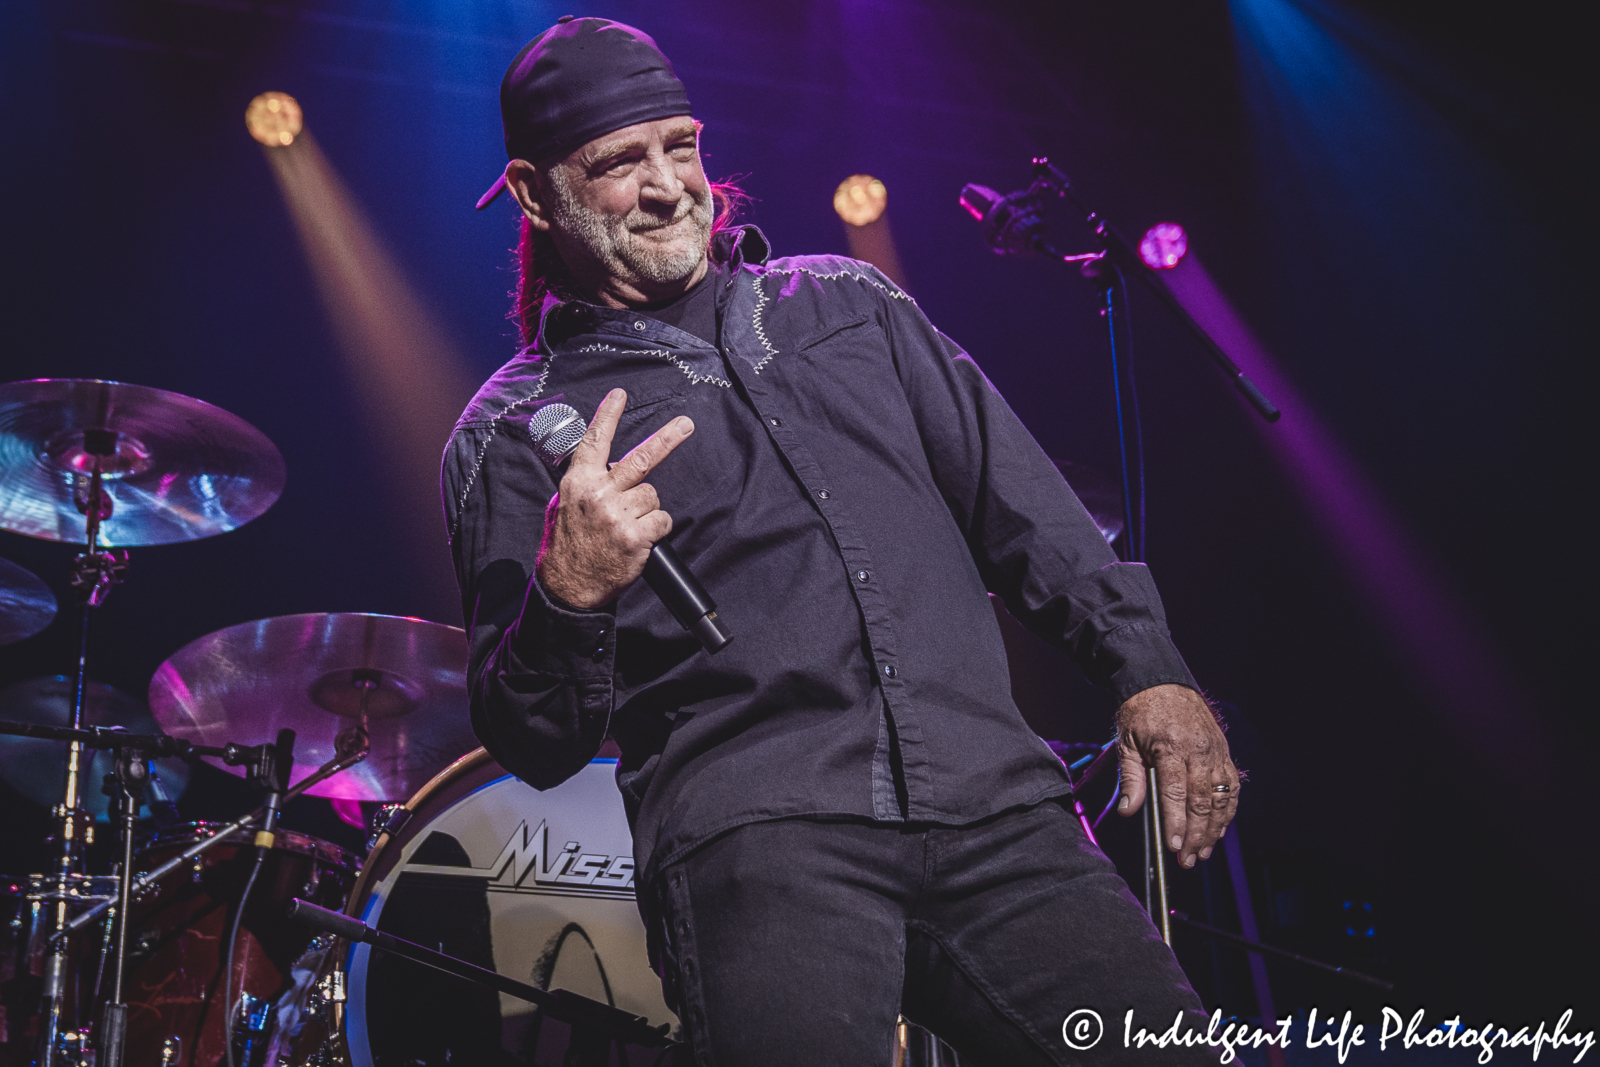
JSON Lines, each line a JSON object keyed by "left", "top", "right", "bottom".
{"left": 220, "top": 728, "right": 298, "bottom": 1067}
{"left": 365, "top": 804, "right": 411, "bottom": 850}
{"left": 0, "top": 677, "right": 193, "bottom": 826}
{"left": 0, "top": 717, "right": 343, "bottom": 1067}
{"left": 0, "top": 378, "right": 286, "bottom": 1065}
{"left": 288, "top": 899, "right": 675, "bottom": 1066}
{"left": 46, "top": 725, "right": 370, "bottom": 945}
{"left": 0, "top": 716, "right": 363, "bottom": 1065}
{"left": 231, "top": 993, "right": 272, "bottom": 1066}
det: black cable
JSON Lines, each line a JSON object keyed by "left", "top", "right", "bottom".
{"left": 1113, "top": 265, "right": 1147, "bottom": 563}
{"left": 222, "top": 845, "right": 268, "bottom": 1067}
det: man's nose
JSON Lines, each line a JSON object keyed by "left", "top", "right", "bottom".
{"left": 637, "top": 153, "right": 685, "bottom": 204}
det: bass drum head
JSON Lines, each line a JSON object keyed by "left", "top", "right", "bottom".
{"left": 344, "top": 750, "right": 676, "bottom": 1067}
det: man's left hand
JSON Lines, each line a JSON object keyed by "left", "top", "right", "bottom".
{"left": 1115, "top": 684, "right": 1240, "bottom": 869}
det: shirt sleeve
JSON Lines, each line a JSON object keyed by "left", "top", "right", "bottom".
{"left": 441, "top": 419, "right": 616, "bottom": 789}
{"left": 869, "top": 270, "right": 1199, "bottom": 703}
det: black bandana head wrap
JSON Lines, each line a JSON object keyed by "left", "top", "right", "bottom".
{"left": 476, "top": 16, "right": 692, "bottom": 209}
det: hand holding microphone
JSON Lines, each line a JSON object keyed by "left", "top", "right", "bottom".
{"left": 531, "top": 389, "right": 731, "bottom": 653}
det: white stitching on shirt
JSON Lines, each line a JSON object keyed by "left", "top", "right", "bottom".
{"left": 578, "top": 342, "right": 732, "bottom": 388}
{"left": 751, "top": 274, "right": 780, "bottom": 374}
{"left": 750, "top": 265, "right": 913, "bottom": 375}
{"left": 451, "top": 353, "right": 554, "bottom": 541}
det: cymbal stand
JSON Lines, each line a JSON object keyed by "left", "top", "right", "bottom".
{"left": 39, "top": 441, "right": 127, "bottom": 1066}
{"left": 96, "top": 747, "right": 150, "bottom": 1067}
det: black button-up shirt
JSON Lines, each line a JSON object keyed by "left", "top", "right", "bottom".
{"left": 441, "top": 226, "right": 1195, "bottom": 887}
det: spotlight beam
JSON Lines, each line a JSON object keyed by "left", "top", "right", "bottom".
{"left": 1161, "top": 253, "right": 1540, "bottom": 765}
{"left": 261, "top": 128, "right": 477, "bottom": 620}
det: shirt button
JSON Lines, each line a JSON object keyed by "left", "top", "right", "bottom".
{"left": 770, "top": 417, "right": 782, "bottom": 427}
{"left": 883, "top": 664, "right": 897, "bottom": 678}
{"left": 817, "top": 489, "right": 831, "bottom": 500}
{"left": 856, "top": 570, "right": 870, "bottom": 582}
{"left": 633, "top": 320, "right": 646, "bottom": 331}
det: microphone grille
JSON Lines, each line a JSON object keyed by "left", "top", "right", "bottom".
{"left": 528, "top": 403, "right": 588, "bottom": 468}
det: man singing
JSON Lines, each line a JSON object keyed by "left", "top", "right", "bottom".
{"left": 443, "top": 16, "right": 1239, "bottom": 1064}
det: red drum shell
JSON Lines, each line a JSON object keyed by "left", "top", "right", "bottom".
{"left": 116, "top": 825, "right": 357, "bottom": 1066}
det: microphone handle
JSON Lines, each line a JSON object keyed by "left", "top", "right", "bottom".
{"left": 643, "top": 542, "right": 732, "bottom": 654}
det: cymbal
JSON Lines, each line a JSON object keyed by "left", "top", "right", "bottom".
{"left": 0, "top": 379, "right": 285, "bottom": 546}
{"left": 148, "top": 613, "right": 476, "bottom": 802}
{"left": 0, "top": 557, "right": 56, "bottom": 645}
{"left": 0, "top": 676, "right": 191, "bottom": 822}
{"left": 1052, "top": 459, "right": 1124, "bottom": 546}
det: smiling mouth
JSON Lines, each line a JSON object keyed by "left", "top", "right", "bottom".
{"left": 631, "top": 207, "right": 695, "bottom": 235}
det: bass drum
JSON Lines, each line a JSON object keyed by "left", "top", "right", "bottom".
{"left": 296, "top": 749, "right": 676, "bottom": 1067}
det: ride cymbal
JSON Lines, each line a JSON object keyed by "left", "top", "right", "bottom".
{"left": 148, "top": 613, "right": 476, "bottom": 802}
{"left": 0, "top": 556, "right": 56, "bottom": 645}
{"left": 0, "top": 379, "right": 285, "bottom": 546}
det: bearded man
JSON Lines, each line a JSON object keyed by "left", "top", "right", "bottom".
{"left": 443, "top": 16, "right": 1240, "bottom": 1065}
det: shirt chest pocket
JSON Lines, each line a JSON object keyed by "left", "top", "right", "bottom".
{"left": 611, "top": 383, "right": 755, "bottom": 537}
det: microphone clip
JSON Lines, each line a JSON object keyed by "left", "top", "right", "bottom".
{"left": 961, "top": 157, "right": 1104, "bottom": 265}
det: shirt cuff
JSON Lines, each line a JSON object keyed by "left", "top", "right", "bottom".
{"left": 1098, "top": 622, "right": 1199, "bottom": 704}
{"left": 507, "top": 574, "right": 617, "bottom": 679}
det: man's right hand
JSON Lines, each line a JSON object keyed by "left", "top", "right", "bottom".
{"left": 536, "top": 389, "right": 694, "bottom": 610}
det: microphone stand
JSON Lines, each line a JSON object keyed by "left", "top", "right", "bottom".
{"left": 961, "top": 158, "right": 1283, "bottom": 943}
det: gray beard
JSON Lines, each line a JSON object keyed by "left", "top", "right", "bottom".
{"left": 547, "top": 172, "right": 713, "bottom": 290}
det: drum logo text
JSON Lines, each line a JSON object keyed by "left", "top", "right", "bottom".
{"left": 405, "top": 819, "right": 636, "bottom": 897}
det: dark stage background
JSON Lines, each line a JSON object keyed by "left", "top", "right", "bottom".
{"left": 0, "top": 0, "right": 1590, "bottom": 1037}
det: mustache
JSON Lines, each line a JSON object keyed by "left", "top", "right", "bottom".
{"left": 626, "top": 195, "right": 707, "bottom": 232}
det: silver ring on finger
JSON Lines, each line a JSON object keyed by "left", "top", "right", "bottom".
{"left": 1211, "top": 783, "right": 1231, "bottom": 794}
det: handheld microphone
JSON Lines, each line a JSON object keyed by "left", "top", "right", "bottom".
{"left": 528, "top": 403, "right": 732, "bottom": 654}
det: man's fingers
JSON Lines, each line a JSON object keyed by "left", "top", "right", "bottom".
{"left": 639, "top": 507, "right": 673, "bottom": 545}
{"left": 1199, "top": 765, "right": 1240, "bottom": 861}
{"left": 1177, "top": 752, "right": 1218, "bottom": 868}
{"left": 610, "top": 415, "right": 695, "bottom": 490}
{"left": 1116, "top": 746, "right": 1146, "bottom": 817}
{"left": 1149, "top": 747, "right": 1189, "bottom": 858}
{"left": 621, "top": 481, "right": 661, "bottom": 520}
{"left": 569, "top": 389, "right": 627, "bottom": 472}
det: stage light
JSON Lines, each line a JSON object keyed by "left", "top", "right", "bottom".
{"left": 833, "top": 174, "right": 888, "bottom": 227}
{"left": 245, "top": 92, "right": 303, "bottom": 147}
{"left": 1139, "top": 222, "right": 1188, "bottom": 269}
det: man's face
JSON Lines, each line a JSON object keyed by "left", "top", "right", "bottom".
{"left": 536, "top": 116, "right": 712, "bottom": 304}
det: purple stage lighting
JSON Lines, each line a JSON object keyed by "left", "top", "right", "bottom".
{"left": 1139, "top": 222, "right": 1188, "bottom": 269}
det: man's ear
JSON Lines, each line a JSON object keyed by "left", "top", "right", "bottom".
{"left": 505, "top": 159, "right": 552, "bottom": 232}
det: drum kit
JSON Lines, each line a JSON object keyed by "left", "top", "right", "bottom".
{"left": 0, "top": 380, "right": 676, "bottom": 1067}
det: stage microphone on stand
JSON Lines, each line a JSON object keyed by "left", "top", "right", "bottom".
{"left": 528, "top": 403, "right": 732, "bottom": 654}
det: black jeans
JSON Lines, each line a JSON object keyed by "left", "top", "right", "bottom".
{"left": 652, "top": 799, "right": 1217, "bottom": 1065}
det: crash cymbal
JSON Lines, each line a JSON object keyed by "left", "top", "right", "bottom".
{"left": 0, "top": 676, "right": 191, "bottom": 822}
{"left": 0, "top": 557, "right": 56, "bottom": 645}
{"left": 148, "top": 613, "right": 476, "bottom": 802}
{"left": 0, "top": 379, "right": 285, "bottom": 546}
{"left": 1052, "top": 459, "right": 1124, "bottom": 546}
